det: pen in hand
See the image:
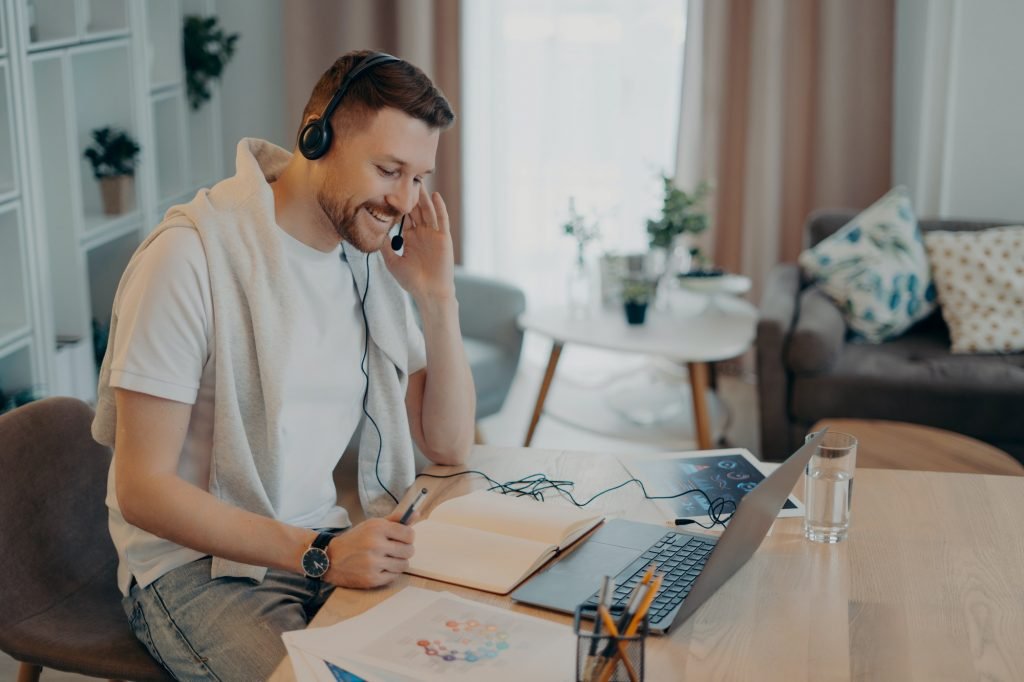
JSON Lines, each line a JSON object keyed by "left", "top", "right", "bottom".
{"left": 399, "top": 488, "right": 428, "bottom": 525}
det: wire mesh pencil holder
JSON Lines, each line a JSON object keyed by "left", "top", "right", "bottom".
{"left": 574, "top": 603, "right": 648, "bottom": 682}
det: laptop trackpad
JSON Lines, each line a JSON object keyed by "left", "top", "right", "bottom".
{"left": 511, "top": 540, "right": 638, "bottom": 613}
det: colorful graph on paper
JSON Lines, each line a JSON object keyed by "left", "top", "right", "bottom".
{"left": 631, "top": 453, "right": 798, "bottom": 518}
{"left": 360, "top": 594, "right": 547, "bottom": 678}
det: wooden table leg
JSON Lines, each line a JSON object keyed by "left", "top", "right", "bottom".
{"left": 688, "top": 361, "right": 713, "bottom": 450}
{"left": 523, "top": 342, "right": 564, "bottom": 446}
{"left": 16, "top": 663, "right": 42, "bottom": 682}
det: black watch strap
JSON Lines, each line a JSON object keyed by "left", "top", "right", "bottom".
{"left": 311, "top": 530, "right": 334, "bottom": 550}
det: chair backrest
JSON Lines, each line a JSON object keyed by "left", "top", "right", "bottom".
{"left": 0, "top": 397, "right": 116, "bottom": 630}
{"left": 453, "top": 268, "right": 527, "bottom": 358}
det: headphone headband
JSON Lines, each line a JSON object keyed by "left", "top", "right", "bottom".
{"left": 298, "top": 52, "right": 401, "bottom": 160}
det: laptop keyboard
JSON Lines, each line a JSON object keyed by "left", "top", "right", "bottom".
{"left": 584, "top": 532, "right": 715, "bottom": 624}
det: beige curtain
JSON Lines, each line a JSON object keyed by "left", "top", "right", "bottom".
{"left": 282, "top": 0, "right": 464, "bottom": 262}
{"left": 676, "top": 0, "right": 894, "bottom": 296}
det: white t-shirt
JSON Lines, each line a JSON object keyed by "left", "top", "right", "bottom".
{"left": 106, "top": 226, "right": 426, "bottom": 593}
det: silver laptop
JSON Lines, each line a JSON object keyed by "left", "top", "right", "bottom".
{"left": 510, "top": 431, "right": 823, "bottom": 634}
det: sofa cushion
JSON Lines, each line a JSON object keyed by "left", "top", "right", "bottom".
{"left": 798, "top": 187, "right": 937, "bottom": 343}
{"left": 787, "top": 286, "right": 847, "bottom": 374}
{"left": 790, "top": 325, "right": 1024, "bottom": 444}
{"left": 924, "top": 226, "right": 1024, "bottom": 354}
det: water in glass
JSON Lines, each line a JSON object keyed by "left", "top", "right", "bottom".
{"left": 804, "top": 467, "right": 853, "bottom": 543}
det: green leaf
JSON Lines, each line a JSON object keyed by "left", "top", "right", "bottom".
{"left": 184, "top": 15, "right": 240, "bottom": 110}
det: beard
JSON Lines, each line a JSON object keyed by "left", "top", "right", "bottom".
{"left": 316, "top": 187, "right": 399, "bottom": 254}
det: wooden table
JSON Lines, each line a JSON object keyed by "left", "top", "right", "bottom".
{"left": 271, "top": 446, "right": 1024, "bottom": 681}
{"left": 518, "top": 294, "right": 756, "bottom": 450}
{"left": 811, "top": 418, "right": 1024, "bottom": 477}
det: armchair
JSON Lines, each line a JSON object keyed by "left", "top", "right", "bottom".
{"left": 453, "top": 268, "right": 527, "bottom": 420}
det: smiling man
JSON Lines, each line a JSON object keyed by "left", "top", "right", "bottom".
{"left": 91, "top": 51, "right": 475, "bottom": 679}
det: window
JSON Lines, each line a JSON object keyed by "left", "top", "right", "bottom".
{"left": 462, "top": 0, "right": 687, "bottom": 310}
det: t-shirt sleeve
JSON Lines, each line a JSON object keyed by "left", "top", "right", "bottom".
{"left": 108, "top": 227, "right": 212, "bottom": 404}
{"left": 405, "top": 295, "right": 427, "bottom": 375}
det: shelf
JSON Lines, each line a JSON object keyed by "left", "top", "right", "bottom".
{"left": 145, "top": 0, "right": 182, "bottom": 90}
{"left": 0, "top": 62, "right": 17, "bottom": 201}
{"left": 86, "top": 226, "right": 140, "bottom": 327}
{"left": 0, "top": 203, "right": 30, "bottom": 345}
{"left": 0, "top": 340, "right": 35, "bottom": 405}
{"left": 25, "top": 0, "right": 79, "bottom": 49}
{"left": 69, "top": 40, "right": 138, "bottom": 237}
{"left": 152, "top": 87, "right": 187, "bottom": 204}
{"left": 82, "top": 0, "right": 129, "bottom": 37}
{"left": 81, "top": 209, "right": 142, "bottom": 249}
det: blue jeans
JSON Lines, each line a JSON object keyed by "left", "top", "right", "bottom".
{"left": 123, "top": 557, "right": 334, "bottom": 681}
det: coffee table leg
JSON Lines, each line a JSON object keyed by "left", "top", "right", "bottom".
{"left": 688, "top": 361, "right": 713, "bottom": 450}
{"left": 524, "top": 342, "right": 564, "bottom": 446}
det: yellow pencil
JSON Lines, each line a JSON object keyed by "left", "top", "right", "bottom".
{"left": 625, "top": 573, "right": 663, "bottom": 637}
{"left": 594, "top": 605, "right": 640, "bottom": 682}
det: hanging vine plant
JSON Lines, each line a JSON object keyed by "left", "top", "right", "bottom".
{"left": 183, "top": 15, "right": 240, "bottom": 110}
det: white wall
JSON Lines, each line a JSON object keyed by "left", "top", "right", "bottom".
{"left": 214, "top": 0, "right": 289, "bottom": 171}
{"left": 893, "top": 0, "right": 1024, "bottom": 221}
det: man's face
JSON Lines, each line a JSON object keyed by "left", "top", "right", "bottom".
{"left": 315, "top": 107, "right": 440, "bottom": 252}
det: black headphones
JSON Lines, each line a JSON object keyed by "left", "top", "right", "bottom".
{"left": 298, "top": 52, "right": 401, "bottom": 161}
{"left": 298, "top": 52, "right": 407, "bottom": 251}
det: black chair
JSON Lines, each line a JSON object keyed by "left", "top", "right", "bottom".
{"left": 0, "top": 397, "right": 171, "bottom": 681}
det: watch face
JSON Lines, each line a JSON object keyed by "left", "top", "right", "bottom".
{"left": 302, "top": 547, "right": 330, "bottom": 578}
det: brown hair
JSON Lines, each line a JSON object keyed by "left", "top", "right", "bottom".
{"left": 298, "top": 50, "right": 455, "bottom": 145}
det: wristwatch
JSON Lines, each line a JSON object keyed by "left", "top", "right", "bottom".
{"left": 301, "top": 531, "right": 335, "bottom": 579}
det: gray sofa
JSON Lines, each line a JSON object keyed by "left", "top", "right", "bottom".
{"left": 757, "top": 211, "right": 1024, "bottom": 464}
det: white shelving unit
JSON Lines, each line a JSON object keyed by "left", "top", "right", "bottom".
{"left": 0, "top": 60, "right": 18, "bottom": 202}
{"left": 3, "top": 0, "right": 224, "bottom": 406}
{"left": 0, "top": 0, "right": 43, "bottom": 408}
{"left": 0, "top": 203, "right": 30, "bottom": 348}
{"left": 23, "top": 0, "right": 130, "bottom": 52}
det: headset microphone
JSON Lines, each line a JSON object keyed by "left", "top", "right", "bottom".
{"left": 391, "top": 215, "right": 405, "bottom": 251}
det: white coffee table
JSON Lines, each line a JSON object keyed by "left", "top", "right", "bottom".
{"left": 518, "top": 293, "right": 757, "bottom": 449}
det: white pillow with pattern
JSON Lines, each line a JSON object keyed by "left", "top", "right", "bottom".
{"left": 924, "top": 226, "right": 1024, "bottom": 354}
{"left": 798, "top": 186, "right": 937, "bottom": 343}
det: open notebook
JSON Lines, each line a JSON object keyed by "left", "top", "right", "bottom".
{"left": 406, "top": 490, "right": 605, "bottom": 594}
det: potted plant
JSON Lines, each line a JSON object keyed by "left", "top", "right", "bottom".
{"left": 646, "top": 175, "right": 710, "bottom": 276}
{"left": 621, "top": 277, "right": 657, "bottom": 325}
{"left": 562, "top": 197, "right": 601, "bottom": 314}
{"left": 184, "top": 15, "right": 239, "bottom": 110}
{"left": 83, "top": 127, "right": 140, "bottom": 215}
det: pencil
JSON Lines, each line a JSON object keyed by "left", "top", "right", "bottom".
{"left": 625, "top": 573, "right": 663, "bottom": 637}
{"left": 399, "top": 488, "right": 428, "bottom": 525}
{"left": 583, "top": 576, "right": 613, "bottom": 680}
{"left": 593, "top": 606, "right": 639, "bottom": 682}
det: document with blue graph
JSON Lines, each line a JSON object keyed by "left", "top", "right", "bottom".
{"left": 620, "top": 448, "right": 804, "bottom": 524}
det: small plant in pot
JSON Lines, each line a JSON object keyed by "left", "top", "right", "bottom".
{"left": 621, "top": 277, "right": 657, "bottom": 325}
{"left": 83, "top": 127, "right": 140, "bottom": 215}
{"left": 646, "top": 175, "right": 711, "bottom": 277}
{"left": 184, "top": 15, "right": 239, "bottom": 110}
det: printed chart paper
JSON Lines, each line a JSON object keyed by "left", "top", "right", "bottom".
{"left": 620, "top": 448, "right": 803, "bottom": 524}
{"left": 283, "top": 587, "right": 574, "bottom": 682}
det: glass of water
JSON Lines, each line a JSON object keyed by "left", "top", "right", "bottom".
{"left": 804, "top": 431, "right": 857, "bottom": 543}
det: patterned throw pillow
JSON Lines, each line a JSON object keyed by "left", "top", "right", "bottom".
{"left": 924, "top": 226, "right": 1024, "bottom": 354}
{"left": 798, "top": 187, "right": 937, "bottom": 342}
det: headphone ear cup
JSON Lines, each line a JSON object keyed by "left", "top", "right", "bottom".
{"left": 299, "top": 120, "right": 331, "bottom": 160}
